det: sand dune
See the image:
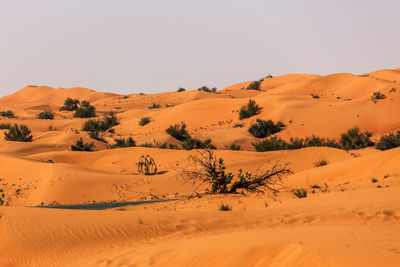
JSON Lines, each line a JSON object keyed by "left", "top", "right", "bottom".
{"left": 1, "top": 68, "right": 400, "bottom": 266}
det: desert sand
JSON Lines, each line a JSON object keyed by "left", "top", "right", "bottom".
{"left": 1, "top": 68, "right": 400, "bottom": 266}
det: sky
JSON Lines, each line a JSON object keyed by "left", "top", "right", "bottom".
{"left": 0, "top": 0, "right": 399, "bottom": 96}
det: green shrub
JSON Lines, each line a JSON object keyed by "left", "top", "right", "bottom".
{"left": 198, "top": 86, "right": 217, "bottom": 92}
{"left": 370, "top": 91, "right": 386, "bottom": 103}
{"left": 219, "top": 203, "right": 232, "bottom": 211}
{"left": 293, "top": 189, "right": 307, "bottom": 198}
{"left": 166, "top": 122, "right": 189, "bottom": 141}
{"left": 229, "top": 143, "right": 241, "bottom": 150}
{"left": 287, "top": 137, "right": 308, "bottom": 149}
{"left": 239, "top": 99, "right": 262, "bottom": 119}
{"left": 139, "top": 116, "right": 151, "bottom": 126}
{"left": 371, "top": 177, "right": 378, "bottom": 183}
{"left": 123, "top": 95, "right": 129, "bottom": 99}
{"left": 314, "top": 159, "right": 329, "bottom": 167}
{"left": 339, "top": 127, "right": 373, "bottom": 150}
{"left": 140, "top": 142, "right": 154, "bottom": 148}
{"left": 248, "top": 119, "right": 285, "bottom": 138}
{"left": 73, "top": 101, "right": 96, "bottom": 118}
{"left": 177, "top": 87, "right": 186, "bottom": 92}
{"left": 82, "top": 112, "right": 119, "bottom": 132}
{"left": 0, "top": 123, "right": 11, "bottom": 130}
{"left": 71, "top": 138, "right": 95, "bottom": 151}
{"left": 4, "top": 124, "right": 32, "bottom": 142}
{"left": 48, "top": 125, "right": 57, "bottom": 131}
{"left": 311, "top": 94, "right": 320, "bottom": 99}
{"left": 60, "top": 98, "right": 80, "bottom": 111}
{"left": 148, "top": 103, "right": 161, "bottom": 109}
{"left": 252, "top": 136, "right": 288, "bottom": 151}
{"left": 37, "top": 110, "right": 54, "bottom": 120}
{"left": 376, "top": 131, "right": 400, "bottom": 150}
{"left": 0, "top": 110, "right": 16, "bottom": 118}
{"left": 112, "top": 137, "right": 136, "bottom": 148}
{"left": 246, "top": 81, "right": 261, "bottom": 90}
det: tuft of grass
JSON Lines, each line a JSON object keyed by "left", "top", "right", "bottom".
{"left": 148, "top": 103, "right": 161, "bottom": 109}
{"left": 0, "top": 188, "right": 4, "bottom": 205}
{"left": 311, "top": 184, "right": 321, "bottom": 189}
{"left": 139, "top": 116, "right": 151, "bottom": 126}
{"left": 371, "top": 178, "right": 378, "bottom": 183}
{"left": 370, "top": 91, "right": 386, "bottom": 103}
{"left": 292, "top": 189, "right": 307, "bottom": 198}
{"left": 314, "top": 159, "right": 329, "bottom": 167}
{"left": 219, "top": 203, "right": 232, "bottom": 211}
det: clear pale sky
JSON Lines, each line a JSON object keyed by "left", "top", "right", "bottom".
{"left": 1, "top": 0, "right": 399, "bottom": 96}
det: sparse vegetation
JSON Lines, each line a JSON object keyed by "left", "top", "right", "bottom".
{"left": 246, "top": 81, "right": 261, "bottom": 90}
{"left": 339, "top": 127, "right": 373, "bottom": 150}
{"left": 139, "top": 116, "right": 151, "bottom": 126}
{"left": 376, "top": 131, "right": 400, "bottom": 150}
{"left": 82, "top": 112, "right": 119, "bottom": 140}
{"left": 71, "top": 138, "right": 95, "bottom": 151}
{"left": 60, "top": 98, "right": 80, "bottom": 111}
{"left": 48, "top": 125, "right": 57, "bottom": 131}
{"left": 111, "top": 137, "right": 136, "bottom": 148}
{"left": 148, "top": 103, "right": 161, "bottom": 109}
{"left": 179, "top": 149, "right": 292, "bottom": 194}
{"left": 73, "top": 101, "right": 96, "bottom": 118}
{"left": 182, "top": 137, "right": 216, "bottom": 150}
{"left": 0, "top": 123, "right": 11, "bottom": 130}
{"left": 292, "top": 188, "right": 307, "bottom": 198}
{"left": 37, "top": 110, "right": 54, "bottom": 120}
{"left": 229, "top": 143, "right": 241, "bottom": 150}
{"left": 371, "top": 178, "right": 378, "bottom": 183}
{"left": 0, "top": 110, "right": 16, "bottom": 118}
{"left": 370, "top": 91, "right": 387, "bottom": 103}
{"left": 4, "top": 124, "right": 33, "bottom": 142}
{"left": 0, "top": 188, "right": 4, "bottom": 205}
{"left": 248, "top": 119, "right": 285, "bottom": 138}
{"left": 197, "top": 86, "right": 217, "bottom": 92}
{"left": 177, "top": 87, "right": 186, "bottom": 92}
{"left": 219, "top": 203, "right": 232, "bottom": 211}
{"left": 314, "top": 159, "right": 329, "bottom": 167}
{"left": 239, "top": 99, "right": 262, "bottom": 119}
{"left": 311, "top": 93, "right": 320, "bottom": 99}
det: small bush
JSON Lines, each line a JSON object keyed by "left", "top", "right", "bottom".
{"left": 246, "top": 81, "right": 261, "bottom": 90}
{"left": 71, "top": 138, "right": 95, "bottom": 151}
{"left": 248, "top": 119, "right": 285, "bottom": 138}
{"left": 182, "top": 137, "right": 216, "bottom": 150}
{"left": 48, "top": 125, "right": 57, "bottom": 131}
{"left": 148, "top": 103, "right": 161, "bottom": 109}
{"left": 292, "top": 189, "right": 307, "bottom": 198}
{"left": 376, "top": 131, "right": 400, "bottom": 150}
{"left": 198, "top": 86, "right": 217, "bottom": 92}
{"left": 166, "top": 122, "right": 189, "bottom": 141}
{"left": 314, "top": 159, "right": 329, "bottom": 167}
{"left": 239, "top": 99, "right": 262, "bottom": 120}
{"left": 229, "top": 143, "right": 241, "bottom": 151}
{"left": 339, "top": 127, "right": 373, "bottom": 150}
{"left": 74, "top": 101, "right": 96, "bottom": 118}
{"left": 139, "top": 116, "right": 151, "bottom": 126}
{"left": 177, "top": 87, "right": 186, "bottom": 92}
{"left": 123, "top": 95, "right": 129, "bottom": 99}
{"left": 38, "top": 110, "right": 54, "bottom": 120}
{"left": 370, "top": 91, "right": 386, "bottom": 103}
{"left": 371, "top": 178, "right": 378, "bottom": 183}
{"left": 0, "top": 110, "right": 16, "bottom": 118}
{"left": 60, "top": 98, "right": 80, "bottom": 111}
{"left": 311, "top": 94, "right": 320, "bottom": 99}
{"left": 311, "top": 184, "right": 321, "bottom": 189}
{"left": 253, "top": 136, "right": 288, "bottom": 151}
{"left": 140, "top": 142, "right": 154, "bottom": 148}
{"left": 4, "top": 124, "right": 33, "bottom": 142}
{"left": 112, "top": 137, "right": 136, "bottom": 148}
{"left": 0, "top": 123, "right": 11, "bottom": 130}
{"left": 219, "top": 204, "right": 232, "bottom": 211}
{"left": 0, "top": 188, "right": 4, "bottom": 205}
